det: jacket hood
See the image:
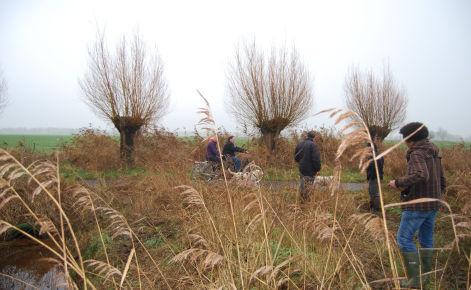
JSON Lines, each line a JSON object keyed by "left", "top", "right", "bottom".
{"left": 407, "top": 139, "right": 440, "bottom": 159}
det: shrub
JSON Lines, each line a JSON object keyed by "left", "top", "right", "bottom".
{"left": 62, "top": 128, "right": 120, "bottom": 171}
{"left": 134, "top": 128, "right": 193, "bottom": 172}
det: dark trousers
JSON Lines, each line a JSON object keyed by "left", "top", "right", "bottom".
{"left": 299, "top": 175, "right": 315, "bottom": 203}
{"left": 368, "top": 179, "right": 381, "bottom": 212}
{"left": 207, "top": 156, "right": 220, "bottom": 163}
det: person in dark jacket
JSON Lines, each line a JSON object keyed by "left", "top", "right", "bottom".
{"left": 294, "top": 132, "right": 307, "bottom": 163}
{"left": 222, "top": 136, "right": 247, "bottom": 172}
{"left": 295, "top": 131, "right": 321, "bottom": 203}
{"left": 366, "top": 137, "right": 384, "bottom": 213}
{"left": 388, "top": 122, "right": 446, "bottom": 288}
{"left": 206, "top": 136, "right": 220, "bottom": 163}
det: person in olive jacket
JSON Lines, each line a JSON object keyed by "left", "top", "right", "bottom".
{"left": 294, "top": 131, "right": 321, "bottom": 202}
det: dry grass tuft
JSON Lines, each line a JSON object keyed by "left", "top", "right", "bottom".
{"left": 172, "top": 248, "right": 224, "bottom": 271}
{"left": 84, "top": 259, "right": 122, "bottom": 282}
{"left": 350, "top": 213, "right": 385, "bottom": 241}
{"left": 62, "top": 128, "right": 121, "bottom": 171}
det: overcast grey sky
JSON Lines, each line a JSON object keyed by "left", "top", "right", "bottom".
{"left": 0, "top": 0, "right": 470, "bottom": 136}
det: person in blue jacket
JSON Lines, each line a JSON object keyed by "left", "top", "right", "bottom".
{"left": 206, "top": 136, "right": 220, "bottom": 163}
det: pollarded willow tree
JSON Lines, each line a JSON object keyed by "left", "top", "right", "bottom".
{"left": 227, "top": 42, "right": 313, "bottom": 152}
{"left": 80, "top": 33, "right": 169, "bottom": 165}
{"left": 345, "top": 65, "right": 408, "bottom": 140}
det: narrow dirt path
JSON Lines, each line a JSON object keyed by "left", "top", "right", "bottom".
{"left": 260, "top": 180, "right": 366, "bottom": 191}
{"left": 82, "top": 178, "right": 366, "bottom": 192}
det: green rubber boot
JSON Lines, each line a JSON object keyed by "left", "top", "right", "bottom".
{"left": 420, "top": 249, "right": 434, "bottom": 287}
{"left": 401, "top": 251, "right": 420, "bottom": 289}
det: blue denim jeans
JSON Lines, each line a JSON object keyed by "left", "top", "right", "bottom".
{"left": 397, "top": 210, "right": 437, "bottom": 252}
{"left": 232, "top": 156, "right": 242, "bottom": 172}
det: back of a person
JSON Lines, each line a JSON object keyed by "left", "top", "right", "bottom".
{"left": 294, "top": 137, "right": 306, "bottom": 163}
{"left": 366, "top": 154, "right": 384, "bottom": 181}
{"left": 206, "top": 140, "right": 219, "bottom": 162}
{"left": 299, "top": 139, "right": 320, "bottom": 176}
{"left": 222, "top": 142, "right": 233, "bottom": 157}
{"left": 402, "top": 139, "right": 443, "bottom": 210}
{"left": 366, "top": 143, "right": 384, "bottom": 213}
{"left": 389, "top": 122, "right": 447, "bottom": 289}
{"left": 205, "top": 141, "right": 213, "bottom": 159}
{"left": 296, "top": 131, "right": 321, "bottom": 203}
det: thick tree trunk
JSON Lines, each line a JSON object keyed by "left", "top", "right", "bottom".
{"left": 113, "top": 116, "right": 142, "bottom": 167}
{"left": 260, "top": 126, "right": 282, "bottom": 153}
{"left": 261, "top": 132, "right": 277, "bottom": 153}
{"left": 259, "top": 118, "right": 289, "bottom": 153}
{"left": 119, "top": 127, "right": 139, "bottom": 166}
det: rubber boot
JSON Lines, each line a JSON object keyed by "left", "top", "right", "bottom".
{"left": 401, "top": 251, "right": 420, "bottom": 289}
{"left": 420, "top": 249, "right": 434, "bottom": 288}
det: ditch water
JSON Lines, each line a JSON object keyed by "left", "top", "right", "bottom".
{"left": 0, "top": 239, "right": 68, "bottom": 289}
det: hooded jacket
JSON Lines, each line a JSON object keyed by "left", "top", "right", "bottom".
{"left": 395, "top": 139, "right": 446, "bottom": 211}
{"left": 296, "top": 138, "right": 321, "bottom": 177}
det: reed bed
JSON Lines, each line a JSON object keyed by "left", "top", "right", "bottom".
{"left": 0, "top": 101, "right": 469, "bottom": 289}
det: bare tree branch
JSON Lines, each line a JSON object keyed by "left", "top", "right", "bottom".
{"left": 344, "top": 65, "right": 407, "bottom": 140}
{"left": 79, "top": 31, "right": 169, "bottom": 164}
{"left": 227, "top": 42, "right": 313, "bottom": 152}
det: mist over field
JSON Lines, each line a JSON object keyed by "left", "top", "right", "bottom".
{"left": 0, "top": 1, "right": 470, "bottom": 289}
{"left": 1, "top": 0, "right": 470, "bottom": 138}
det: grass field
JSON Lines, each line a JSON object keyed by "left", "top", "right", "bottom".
{"left": 0, "top": 134, "right": 73, "bottom": 151}
{"left": 1, "top": 128, "right": 470, "bottom": 289}
{"left": 0, "top": 134, "right": 469, "bottom": 153}
{"left": 384, "top": 139, "right": 471, "bottom": 148}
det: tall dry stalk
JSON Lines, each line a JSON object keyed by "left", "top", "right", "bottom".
{"left": 0, "top": 148, "right": 173, "bottom": 289}
{"left": 196, "top": 90, "right": 244, "bottom": 288}
{"left": 314, "top": 108, "right": 400, "bottom": 287}
{"left": 0, "top": 149, "right": 89, "bottom": 289}
{"left": 317, "top": 108, "right": 460, "bottom": 289}
{"left": 56, "top": 153, "right": 68, "bottom": 279}
{"left": 174, "top": 92, "right": 316, "bottom": 289}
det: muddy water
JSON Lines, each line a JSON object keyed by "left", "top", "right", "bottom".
{"left": 0, "top": 239, "right": 68, "bottom": 289}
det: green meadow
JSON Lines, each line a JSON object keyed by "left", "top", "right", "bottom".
{"left": 0, "top": 134, "right": 469, "bottom": 153}
{"left": 0, "top": 134, "right": 73, "bottom": 152}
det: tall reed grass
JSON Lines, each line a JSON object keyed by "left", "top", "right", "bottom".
{"left": 0, "top": 101, "right": 469, "bottom": 289}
